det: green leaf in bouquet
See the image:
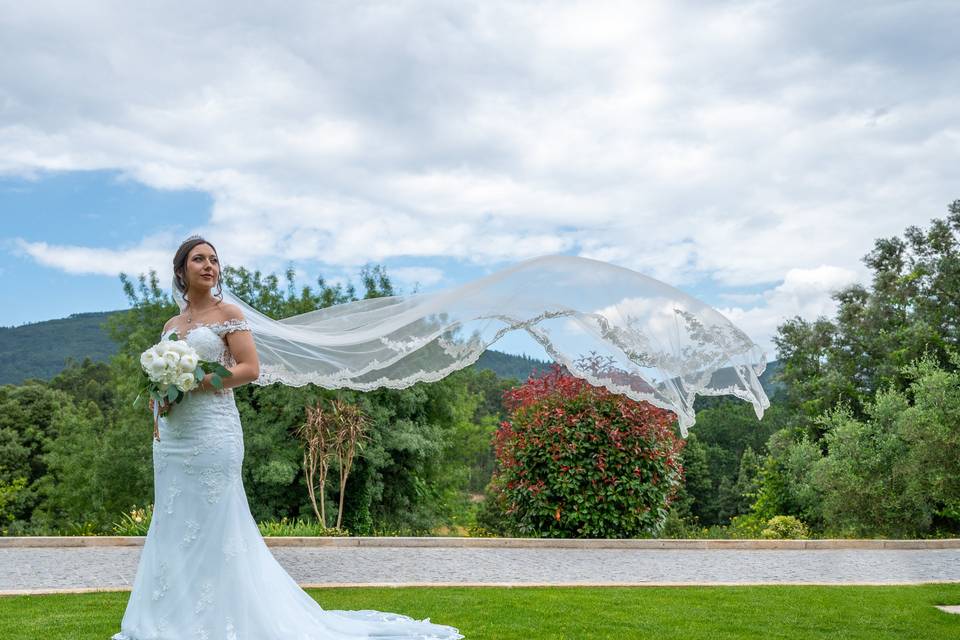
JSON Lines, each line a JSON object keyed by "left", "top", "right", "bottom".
{"left": 194, "top": 368, "right": 205, "bottom": 382}
{"left": 211, "top": 374, "right": 223, "bottom": 389}
{"left": 169, "top": 332, "right": 178, "bottom": 341}
{"left": 212, "top": 363, "right": 233, "bottom": 378}
{"left": 166, "top": 385, "right": 178, "bottom": 403}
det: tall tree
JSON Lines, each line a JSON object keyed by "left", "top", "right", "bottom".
{"left": 774, "top": 200, "right": 960, "bottom": 439}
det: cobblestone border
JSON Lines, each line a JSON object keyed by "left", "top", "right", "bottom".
{"left": 4, "top": 581, "right": 960, "bottom": 598}
{"left": 2, "top": 536, "right": 958, "bottom": 549}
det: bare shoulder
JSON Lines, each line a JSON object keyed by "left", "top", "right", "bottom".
{"left": 218, "top": 303, "right": 246, "bottom": 322}
{"left": 162, "top": 315, "right": 183, "bottom": 332}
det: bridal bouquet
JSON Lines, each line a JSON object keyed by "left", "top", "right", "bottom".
{"left": 133, "top": 331, "right": 232, "bottom": 441}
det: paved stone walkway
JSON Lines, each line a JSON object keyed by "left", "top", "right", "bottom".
{"left": 2, "top": 546, "right": 959, "bottom": 594}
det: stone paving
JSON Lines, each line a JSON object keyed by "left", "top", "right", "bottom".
{"left": 2, "top": 546, "right": 959, "bottom": 594}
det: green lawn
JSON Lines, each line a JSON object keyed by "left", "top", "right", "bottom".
{"left": 2, "top": 584, "right": 959, "bottom": 639}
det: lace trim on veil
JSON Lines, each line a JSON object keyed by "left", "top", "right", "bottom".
{"left": 252, "top": 308, "right": 767, "bottom": 437}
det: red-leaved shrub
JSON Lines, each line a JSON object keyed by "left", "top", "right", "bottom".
{"left": 488, "top": 364, "right": 686, "bottom": 538}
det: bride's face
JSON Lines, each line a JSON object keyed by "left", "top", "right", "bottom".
{"left": 183, "top": 243, "right": 220, "bottom": 292}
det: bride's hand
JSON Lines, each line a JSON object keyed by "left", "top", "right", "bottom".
{"left": 197, "top": 373, "right": 212, "bottom": 393}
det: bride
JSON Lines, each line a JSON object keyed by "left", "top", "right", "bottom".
{"left": 113, "top": 234, "right": 769, "bottom": 639}
{"left": 112, "top": 236, "right": 465, "bottom": 639}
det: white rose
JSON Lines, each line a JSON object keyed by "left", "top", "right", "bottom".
{"left": 140, "top": 349, "right": 157, "bottom": 369}
{"left": 179, "top": 353, "right": 198, "bottom": 370}
{"left": 170, "top": 341, "right": 191, "bottom": 355}
{"left": 177, "top": 372, "right": 197, "bottom": 391}
{"left": 149, "top": 359, "right": 166, "bottom": 378}
{"left": 162, "top": 351, "right": 181, "bottom": 367}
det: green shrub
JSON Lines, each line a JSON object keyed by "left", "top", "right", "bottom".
{"left": 57, "top": 519, "right": 101, "bottom": 536}
{"left": 761, "top": 515, "right": 810, "bottom": 539}
{"left": 657, "top": 509, "right": 699, "bottom": 538}
{"left": 0, "top": 476, "right": 28, "bottom": 536}
{"left": 257, "top": 516, "right": 349, "bottom": 537}
{"left": 728, "top": 512, "right": 767, "bottom": 538}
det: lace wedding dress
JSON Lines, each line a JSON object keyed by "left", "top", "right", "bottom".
{"left": 112, "top": 319, "right": 464, "bottom": 640}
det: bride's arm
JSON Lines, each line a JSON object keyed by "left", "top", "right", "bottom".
{"left": 198, "top": 306, "right": 260, "bottom": 391}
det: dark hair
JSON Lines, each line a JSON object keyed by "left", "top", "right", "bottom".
{"left": 173, "top": 235, "right": 224, "bottom": 305}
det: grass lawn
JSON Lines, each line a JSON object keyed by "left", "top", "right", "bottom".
{"left": 1, "top": 584, "right": 959, "bottom": 639}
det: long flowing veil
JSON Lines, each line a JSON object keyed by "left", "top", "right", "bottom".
{"left": 175, "top": 254, "right": 769, "bottom": 437}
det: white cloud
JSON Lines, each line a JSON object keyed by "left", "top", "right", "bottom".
{"left": 716, "top": 265, "right": 865, "bottom": 359}
{"left": 1, "top": 0, "right": 956, "bottom": 356}
{"left": 388, "top": 266, "right": 446, "bottom": 290}
{"left": 11, "top": 234, "right": 177, "bottom": 278}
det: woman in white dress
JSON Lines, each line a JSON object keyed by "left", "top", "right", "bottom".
{"left": 112, "top": 237, "right": 464, "bottom": 639}
{"left": 113, "top": 232, "right": 770, "bottom": 639}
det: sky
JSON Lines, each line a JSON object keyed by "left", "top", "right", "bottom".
{"left": 1, "top": 1, "right": 957, "bottom": 360}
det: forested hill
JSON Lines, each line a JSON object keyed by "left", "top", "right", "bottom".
{"left": 0, "top": 311, "right": 122, "bottom": 385}
{"left": 0, "top": 310, "right": 555, "bottom": 386}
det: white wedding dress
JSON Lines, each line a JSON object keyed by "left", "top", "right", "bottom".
{"left": 112, "top": 319, "right": 464, "bottom": 640}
